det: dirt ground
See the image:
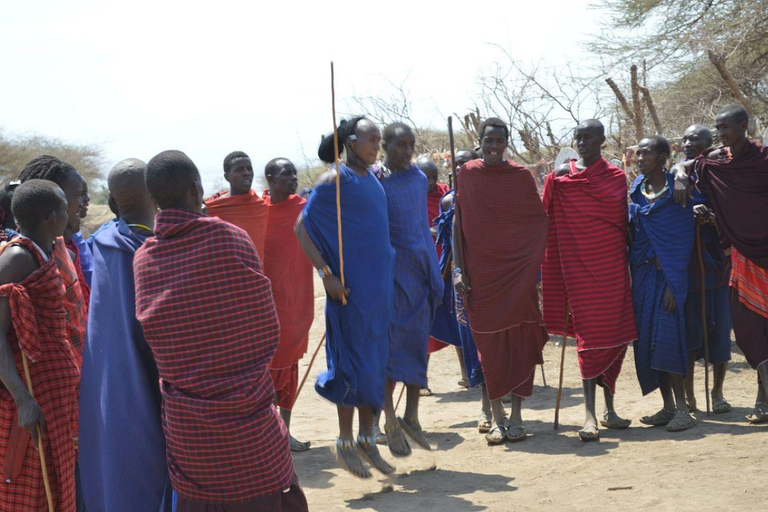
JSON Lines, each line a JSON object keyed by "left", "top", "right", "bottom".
{"left": 290, "top": 279, "right": 768, "bottom": 511}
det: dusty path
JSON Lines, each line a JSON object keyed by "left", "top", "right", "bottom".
{"left": 290, "top": 286, "right": 767, "bottom": 511}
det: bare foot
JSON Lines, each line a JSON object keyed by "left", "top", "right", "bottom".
{"left": 333, "top": 438, "right": 371, "bottom": 479}
{"left": 640, "top": 408, "right": 674, "bottom": 426}
{"left": 289, "top": 435, "right": 311, "bottom": 452}
{"left": 666, "top": 411, "right": 696, "bottom": 432}
{"left": 600, "top": 410, "right": 631, "bottom": 429}
{"left": 357, "top": 435, "right": 395, "bottom": 475}
{"left": 686, "top": 395, "right": 698, "bottom": 412}
{"left": 399, "top": 416, "right": 432, "bottom": 450}
{"left": 384, "top": 422, "right": 412, "bottom": 457}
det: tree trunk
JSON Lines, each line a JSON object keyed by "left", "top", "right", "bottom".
{"left": 640, "top": 86, "right": 663, "bottom": 135}
{"left": 630, "top": 65, "right": 644, "bottom": 140}
{"left": 707, "top": 49, "right": 758, "bottom": 135}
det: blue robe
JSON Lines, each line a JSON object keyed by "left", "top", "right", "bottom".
{"left": 434, "top": 192, "right": 484, "bottom": 388}
{"left": 71, "top": 231, "right": 94, "bottom": 286}
{"left": 430, "top": 190, "right": 462, "bottom": 348}
{"left": 79, "top": 219, "right": 173, "bottom": 512}
{"left": 303, "top": 164, "right": 394, "bottom": 408}
{"left": 630, "top": 173, "right": 694, "bottom": 395}
{"left": 379, "top": 165, "right": 444, "bottom": 387}
{"left": 684, "top": 181, "right": 732, "bottom": 364}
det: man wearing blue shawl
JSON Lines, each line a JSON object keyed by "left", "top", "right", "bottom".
{"left": 629, "top": 136, "right": 696, "bottom": 433}
{"left": 375, "top": 124, "right": 443, "bottom": 458}
{"left": 79, "top": 159, "right": 173, "bottom": 511}
{"left": 297, "top": 117, "right": 395, "bottom": 480}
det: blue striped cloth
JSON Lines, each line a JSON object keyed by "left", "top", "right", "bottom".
{"left": 629, "top": 172, "right": 695, "bottom": 395}
{"left": 379, "top": 165, "right": 444, "bottom": 387}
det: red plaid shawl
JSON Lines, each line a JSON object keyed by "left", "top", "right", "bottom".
{"left": 456, "top": 159, "right": 549, "bottom": 399}
{"left": 51, "top": 238, "right": 87, "bottom": 370}
{"left": 541, "top": 158, "right": 636, "bottom": 392}
{"left": 134, "top": 209, "right": 293, "bottom": 503}
{"left": 0, "top": 237, "right": 80, "bottom": 511}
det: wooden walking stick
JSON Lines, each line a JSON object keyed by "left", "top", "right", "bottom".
{"left": 696, "top": 225, "right": 712, "bottom": 416}
{"left": 554, "top": 302, "right": 570, "bottom": 430}
{"left": 394, "top": 383, "right": 406, "bottom": 413}
{"left": 294, "top": 332, "right": 326, "bottom": 403}
{"left": 330, "top": 61, "right": 347, "bottom": 306}
{"left": 20, "top": 353, "right": 54, "bottom": 512}
{"left": 540, "top": 363, "right": 548, "bottom": 388}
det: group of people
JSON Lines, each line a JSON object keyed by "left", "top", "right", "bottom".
{"left": 0, "top": 152, "right": 311, "bottom": 510}
{"left": 0, "top": 101, "right": 766, "bottom": 510}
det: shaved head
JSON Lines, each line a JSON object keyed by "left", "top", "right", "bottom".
{"left": 108, "top": 158, "right": 151, "bottom": 215}
{"left": 416, "top": 156, "right": 438, "bottom": 174}
{"left": 576, "top": 119, "right": 605, "bottom": 137}
{"left": 716, "top": 104, "right": 749, "bottom": 125}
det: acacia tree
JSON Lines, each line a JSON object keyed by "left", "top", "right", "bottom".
{"left": 590, "top": 0, "right": 768, "bottom": 135}
{"left": 0, "top": 132, "right": 102, "bottom": 186}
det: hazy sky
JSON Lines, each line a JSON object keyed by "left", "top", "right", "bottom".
{"left": 1, "top": 1, "right": 605, "bottom": 192}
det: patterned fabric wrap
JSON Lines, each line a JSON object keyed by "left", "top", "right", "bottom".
{"left": 134, "top": 209, "right": 294, "bottom": 503}
{"left": 541, "top": 158, "right": 637, "bottom": 393}
{"left": 0, "top": 237, "right": 80, "bottom": 511}
{"left": 379, "top": 165, "right": 444, "bottom": 388}
{"left": 456, "top": 159, "right": 549, "bottom": 399}
{"left": 629, "top": 173, "right": 694, "bottom": 395}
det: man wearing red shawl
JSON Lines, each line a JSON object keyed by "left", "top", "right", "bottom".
{"left": 0, "top": 180, "right": 80, "bottom": 511}
{"left": 673, "top": 104, "right": 768, "bottom": 424}
{"left": 542, "top": 119, "right": 637, "bottom": 441}
{"left": 454, "top": 118, "right": 549, "bottom": 445}
{"left": 263, "top": 157, "right": 314, "bottom": 453}
{"left": 134, "top": 151, "right": 307, "bottom": 511}
{"left": 205, "top": 151, "right": 269, "bottom": 261}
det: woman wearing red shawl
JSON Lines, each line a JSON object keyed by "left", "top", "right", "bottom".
{"left": 673, "top": 104, "right": 768, "bottom": 424}
{"left": 0, "top": 180, "right": 80, "bottom": 511}
{"left": 542, "top": 120, "right": 636, "bottom": 441}
{"left": 263, "top": 157, "right": 314, "bottom": 453}
{"left": 134, "top": 151, "right": 307, "bottom": 511}
{"left": 454, "top": 118, "right": 549, "bottom": 445}
{"left": 205, "top": 151, "right": 269, "bottom": 261}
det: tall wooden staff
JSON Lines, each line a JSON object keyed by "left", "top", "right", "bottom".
{"left": 330, "top": 61, "right": 347, "bottom": 306}
{"left": 554, "top": 303, "right": 570, "bottom": 430}
{"left": 696, "top": 225, "right": 711, "bottom": 416}
{"left": 21, "top": 354, "right": 54, "bottom": 512}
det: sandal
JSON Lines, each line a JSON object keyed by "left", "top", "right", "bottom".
{"left": 289, "top": 435, "right": 311, "bottom": 452}
{"left": 458, "top": 378, "right": 469, "bottom": 388}
{"left": 712, "top": 395, "right": 732, "bottom": 414}
{"left": 373, "top": 425, "right": 387, "bottom": 445}
{"left": 600, "top": 410, "right": 631, "bottom": 429}
{"left": 333, "top": 438, "right": 371, "bottom": 479}
{"left": 477, "top": 413, "right": 492, "bottom": 434}
{"left": 399, "top": 416, "right": 432, "bottom": 450}
{"left": 640, "top": 408, "right": 675, "bottom": 427}
{"left": 485, "top": 425, "right": 507, "bottom": 445}
{"left": 384, "top": 422, "right": 411, "bottom": 457}
{"left": 666, "top": 411, "right": 696, "bottom": 432}
{"left": 505, "top": 423, "right": 527, "bottom": 443}
{"left": 357, "top": 435, "right": 395, "bottom": 475}
{"left": 747, "top": 402, "right": 768, "bottom": 424}
{"left": 578, "top": 425, "right": 599, "bottom": 442}
{"left": 420, "top": 387, "right": 432, "bottom": 397}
